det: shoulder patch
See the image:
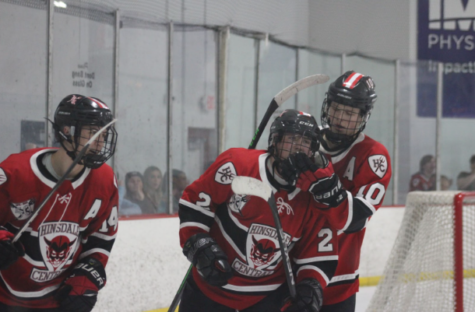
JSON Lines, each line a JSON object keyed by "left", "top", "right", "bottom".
{"left": 215, "top": 162, "right": 237, "bottom": 185}
{"left": 368, "top": 155, "right": 388, "bottom": 178}
{"left": 11, "top": 199, "right": 35, "bottom": 220}
{"left": 0, "top": 168, "right": 6, "bottom": 185}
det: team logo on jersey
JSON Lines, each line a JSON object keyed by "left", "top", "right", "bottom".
{"left": 231, "top": 223, "right": 291, "bottom": 278}
{"left": 249, "top": 236, "right": 281, "bottom": 266}
{"left": 228, "top": 194, "right": 250, "bottom": 214}
{"left": 368, "top": 155, "right": 387, "bottom": 178}
{"left": 31, "top": 221, "right": 80, "bottom": 283}
{"left": 0, "top": 168, "right": 7, "bottom": 185}
{"left": 214, "top": 162, "right": 237, "bottom": 185}
{"left": 10, "top": 199, "right": 35, "bottom": 220}
{"left": 276, "top": 197, "right": 294, "bottom": 215}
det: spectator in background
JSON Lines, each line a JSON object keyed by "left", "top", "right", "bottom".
{"left": 162, "top": 169, "right": 189, "bottom": 213}
{"left": 143, "top": 166, "right": 167, "bottom": 213}
{"left": 409, "top": 154, "right": 436, "bottom": 191}
{"left": 117, "top": 177, "right": 141, "bottom": 216}
{"left": 124, "top": 171, "right": 157, "bottom": 214}
{"left": 440, "top": 175, "right": 453, "bottom": 190}
{"left": 457, "top": 155, "right": 475, "bottom": 190}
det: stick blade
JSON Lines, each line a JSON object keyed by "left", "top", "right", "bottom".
{"left": 231, "top": 176, "right": 272, "bottom": 201}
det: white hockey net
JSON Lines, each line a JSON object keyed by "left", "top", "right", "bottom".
{"left": 367, "top": 191, "right": 475, "bottom": 312}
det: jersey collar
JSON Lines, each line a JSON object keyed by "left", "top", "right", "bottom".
{"left": 30, "top": 149, "right": 91, "bottom": 189}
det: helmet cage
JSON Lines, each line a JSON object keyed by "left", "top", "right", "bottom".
{"left": 320, "top": 97, "right": 371, "bottom": 146}
{"left": 268, "top": 110, "right": 320, "bottom": 162}
{"left": 321, "top": 71, "right": 376, "bottom": 146}
{"left": 54, "top": 96, "right": 117, "bottom": 169}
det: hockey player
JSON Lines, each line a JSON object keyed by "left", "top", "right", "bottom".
{"left": 177, "top": 109, "right": 347, "bottom": 312}
{"left": 317, "top": 71, "right": 392, "bottom": 311}
{"left": 0, "top": 94, "right": 119, "bottom": 312}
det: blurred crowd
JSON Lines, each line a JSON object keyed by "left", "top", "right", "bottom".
{"left": 409, "top": 154, "right": 475, "bottom": 192}
{"left": 117, "top": 166, "right": 189, "bottom": 216}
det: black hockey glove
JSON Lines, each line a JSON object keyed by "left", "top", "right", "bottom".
{"left": 284, "top": 152, "right": 347, "bottom": 208}
{"left": 281, "top": 279, "right": 323, "bottom": 312}
{"left": 0, "top": 226, "right": 25, "bottom": 270}
{"left": 55, "top": 257, "right": 106, "bottom": 312}
{"left": 183, "top": 233, "right": 233, "bottom": 286}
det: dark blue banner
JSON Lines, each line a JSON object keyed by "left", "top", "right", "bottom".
{"left": 417, "top": 0, "right": 475, "bottom": 118}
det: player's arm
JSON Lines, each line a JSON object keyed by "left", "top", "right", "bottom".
{"left": 280, "top": 152, "right": 349, "bottom": 230}
{"left": 299, "top": 147, "right": 391, "bottom": 233}
{"left": 178, "top": 149, "right": 237, "bottom": 286}
{"left": 56, "top": 183, "right": 119, "bottom": 312}
{"left": 333, "top": 150, "right": 392, "bottom": 234}
{"left": 0, "top": 165, "right": 26, "bottom": 270}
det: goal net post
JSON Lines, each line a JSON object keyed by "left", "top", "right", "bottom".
{"left": 367, "top": 191, "right": 475, "bottom": 312}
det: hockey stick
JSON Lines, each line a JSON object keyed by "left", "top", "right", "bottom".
{"left": 12, "top": 119, "right": 118, "bottom": 243}
{"left": 249, "top": 74, "right": 329, "bottom": 149}
{"left": 231, "top": 176, "right": 297, "bottom": 299}
{"left": 167, "top": 74, "right": 329, "bottom": 312}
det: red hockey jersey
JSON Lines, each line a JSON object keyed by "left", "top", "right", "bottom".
{"left": 409, "top": 172, "right": 434, "bottom": 191}
{"left": 179, "top": 148, "right": 340, "bottom": 310}
{"left": 0, "top": 148, "right": 118, "bottom": 309}
{"left": 320, "top": 133, "right": 392, "bottom": 305}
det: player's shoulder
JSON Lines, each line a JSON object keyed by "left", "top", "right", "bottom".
{"left": 209, "top": 148, "right": 266, "bottom": 181}
{"left": 217, "top": 148, "right": 266, "bottom": 165}
{"left": 0, "top": 148, "right": 55, "bottom": 174}
{"left": 357, "top": 134, "right": 390, "bottom": 157}
{"left": 88, "top": 163, "right": 117, "bottom": 188}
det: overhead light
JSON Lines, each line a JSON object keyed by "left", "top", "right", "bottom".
{"left": 54, "top": 1, "right": 67, "bottom": 8}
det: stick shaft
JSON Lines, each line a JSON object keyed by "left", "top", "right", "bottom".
{"left": 167, "top": 265, "right": 192, "bottom": 312}
{"left": 267, "top": 195, "right": 297, "bottom": 299}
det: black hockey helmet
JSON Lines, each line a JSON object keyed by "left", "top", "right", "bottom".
{"left": 53, "top": 94, "right": 117, "bottom": 169}
{"left": 268, "top": 109, "right": 320, "bottom": 159}
{"left": 321, "top": 71, "right": 377, "bottom": 146}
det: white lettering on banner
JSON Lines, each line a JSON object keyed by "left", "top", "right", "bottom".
{"left": 428, "top": 34, "right": 475, "bottom": 51}
{"left": 428, "top": 0, "right": 475, "bottom": 31}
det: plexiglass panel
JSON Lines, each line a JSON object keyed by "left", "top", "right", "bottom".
{"left": 398, "top": 60, "right": 437, "bottom": 203}
{"left": 256, "top": 41, "right": 297, "bottom": 150}
{"left": 116, "top": 25, "right": 168, "bottom": 215}
{"left": 0, "top": 2, "right": 47, "bottom": 161}
{"left": 224, "top": 34, "right": 256, "bottom": 150}
{"left": 171, "top": 27, "right": 218, "bottom": 212}
{"left": 440, "top": 69, "right": 475, "bottom": 192}
{"left": 52, "top": 4, "right": 115, "bottom": 120}
{"left": 297, "top": 50, "right": 341, "bottom": 118}
{"left": 345, "top": 56, "right": 396, "bottom": 204}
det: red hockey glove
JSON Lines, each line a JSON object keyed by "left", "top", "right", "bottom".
{"left": 281, "top": 279, "right": 323, "bottom": 312}
{"left": 183, "top": 233, "right": 233, "bottom": 286}
{"left": 55, "top": 257, "right": 106, "bottom": 312}
{"left": 0, "top": 226, "right": 25, "bottom": 270}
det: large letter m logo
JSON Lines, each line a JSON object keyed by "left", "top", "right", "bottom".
{"left": 429, "top": 0, "right": 475, "bottom": 30}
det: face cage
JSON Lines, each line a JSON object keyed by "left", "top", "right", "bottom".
{"left": 320, "top": 99, "right": 370, "bottom": 146}
{"left": 271, "top": 130, "right": 319, "bottom": 163}
{"left": 59, "top": 122, "right": 118, "bottom": 169}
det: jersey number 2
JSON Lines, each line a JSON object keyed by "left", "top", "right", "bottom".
{"left": 318, "top": 228, "right": 333, "bottom": 252}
